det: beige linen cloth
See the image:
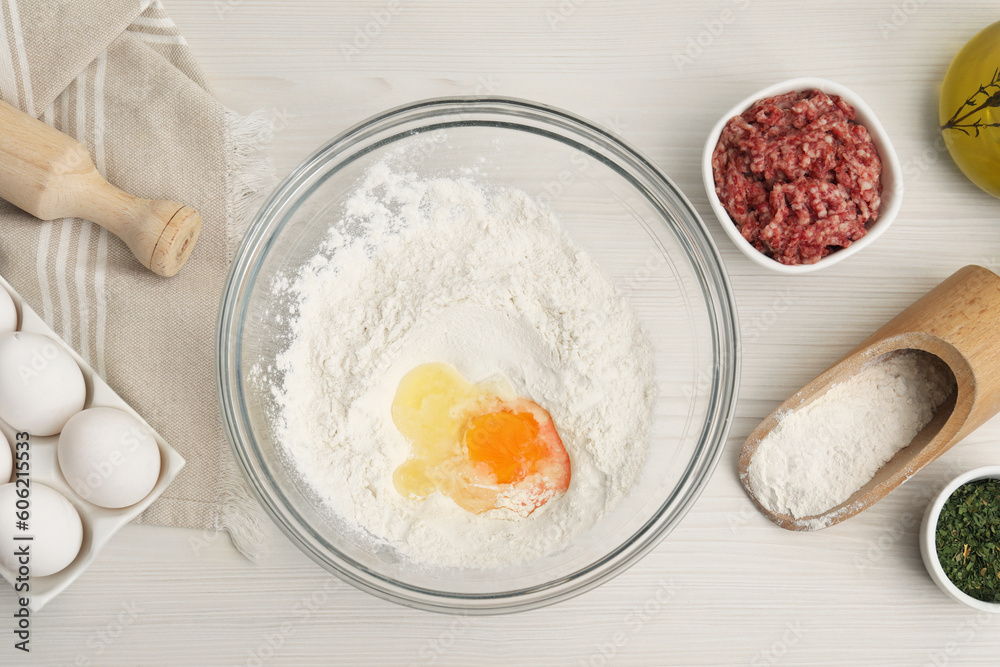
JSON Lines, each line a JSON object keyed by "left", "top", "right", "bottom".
{"left": 0, "top": 0, "right": 271, "bottom": 558}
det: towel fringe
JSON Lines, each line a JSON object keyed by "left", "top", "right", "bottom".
{"left": 216, "top": 437, "right": 268, "bottom": 562}
{"left": 224, "top": 108, "right": 276, "bottom": 260}
{"left": 216, "top": 107, "right": 276, "bottom": 561}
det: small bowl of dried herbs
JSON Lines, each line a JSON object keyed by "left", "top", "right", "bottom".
{"left": 920, "top": 466, "right": 1000, "bottom": 612}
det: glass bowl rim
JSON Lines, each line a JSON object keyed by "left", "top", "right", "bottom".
{"left": 216, "top": 95, "right": 741, "bottom": 614}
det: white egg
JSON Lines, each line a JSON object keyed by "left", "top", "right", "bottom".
{"left": 0, "top": 431, "right": 10, "bottom": 483}
{"left": 0, "top": 287, "right": 16, "bottom": 333}
{"left": 0, "top": 332, "right": 86, "bottom": 435}
{"left": 0, "top": 482, "right": 83, "bottom": 577}
{"left": 57, "top": 407, "right": 161, "bottom": 508}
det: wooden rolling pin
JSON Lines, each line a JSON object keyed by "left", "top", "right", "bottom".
{"left": 0, "top": 99, "right": 200, "bottom": 277}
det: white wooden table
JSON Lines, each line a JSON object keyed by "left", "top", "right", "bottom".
{"left": 5, "top": 1, "right": 1000, "bottom": 664}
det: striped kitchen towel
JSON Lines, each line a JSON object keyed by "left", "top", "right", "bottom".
{"left": 0, "top": 0, "right": 272, "bottom": 559}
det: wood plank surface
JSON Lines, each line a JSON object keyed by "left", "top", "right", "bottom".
{"left": 3, "top": 1, "right": 1000, "bottom": 665}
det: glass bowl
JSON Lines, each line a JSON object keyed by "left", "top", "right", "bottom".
{"left": 217, "top": 97, "right": 740, "bottom": 614}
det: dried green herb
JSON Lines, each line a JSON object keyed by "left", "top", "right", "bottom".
{"left": 935, "top": 478, "right": 1000, "bottom": 603}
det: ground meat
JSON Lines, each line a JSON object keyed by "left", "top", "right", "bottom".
{"left": 712, "top": 89, "right": 882, "bottom": 265}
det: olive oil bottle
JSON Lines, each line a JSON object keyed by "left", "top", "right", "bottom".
{"left": 940, "top": 20, "right": 1000, "bottom": 199}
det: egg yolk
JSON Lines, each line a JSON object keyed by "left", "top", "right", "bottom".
{"left": 391, "top": 362, "right": 571, "bottom": 517}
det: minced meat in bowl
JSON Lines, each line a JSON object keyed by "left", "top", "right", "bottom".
{"left": 703, "top": 78, "right": 903, "bottom": 273}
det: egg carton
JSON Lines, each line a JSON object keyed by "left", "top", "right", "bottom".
{"left": 0, "top": 274, "right": 184, "bottom": 611}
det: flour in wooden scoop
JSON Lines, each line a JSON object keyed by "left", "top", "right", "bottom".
{"left": 748, "top": 350, "right": 956, "bottom": 520}
{"left": 268, "top": 164, "right": 656, "bottom": 568}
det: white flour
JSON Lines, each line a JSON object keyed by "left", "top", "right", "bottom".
{"left": 269, "top": 164, "right": 655, "bottom": 568}
{"left": 748, "top": 350, "right": 955, "bottom": 519}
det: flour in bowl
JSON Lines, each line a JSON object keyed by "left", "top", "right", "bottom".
{"left": 269, "top": 164, "right": 655, "bottom": 568}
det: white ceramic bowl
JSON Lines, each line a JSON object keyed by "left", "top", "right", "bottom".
{"left": 919, "top": 465, "right": 1000, "bottom": 613}
{"left": 702, "top": 77, "right": 903, "bottom": 274}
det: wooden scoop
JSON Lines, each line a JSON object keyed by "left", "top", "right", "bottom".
{"left": 739, "top": 265, "right": 1000, "bottom": 531}
{"left": 0, "top": 99, "right": 200, "bottom": 277}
